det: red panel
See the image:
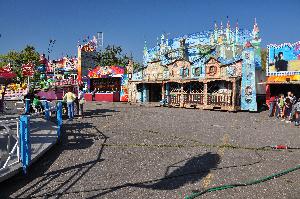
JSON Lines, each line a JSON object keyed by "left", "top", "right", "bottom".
{"left": 266, "top": 84, "right": 270, "bottom": 108}
{"left": 95, "top": 93, "right": 114, "bottom": 102}
{"left": 113, "top": 92, "right": 120, "bottom": 102}
{"left": 85, "top": 93, "right": 93, "bottom": 101}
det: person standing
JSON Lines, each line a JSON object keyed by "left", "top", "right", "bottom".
{"left": 78, "top": 89, "right": 85, "bottom": 118}
{"left": 63, "top": 88, "right": 76, "bottom": 121}
{"left": 284, "top": 97, "right": 293, "bottom": 122}
{"left": 278, "top": 94, "right": 285, "bottom": 118}
{"left": 91, "top": 88, "right": 96, "bottom": 101}
{"left": 293, "top": 98, "right": 300, "bottom": 126}
{"left": 269, "top": 95, "right": 279, "bottom": 117}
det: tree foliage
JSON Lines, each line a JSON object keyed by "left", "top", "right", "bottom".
{"left": 94, "top": 45, "right": 130, "bottom": 67}
{"left": 0, "top": 45, "right": 40, "bottom": 81}
{"left": 261, "top": 48, "right": 268, "bottom": 71}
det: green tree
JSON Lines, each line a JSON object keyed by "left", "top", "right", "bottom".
{"left": 261, "top": 48, "right": 268, "bottom": 71}
{"left": 0, "top": 45, "right": 40, "bottom": 81}
{"left": 94, "top": 45, "right": 130, "bottom": 67}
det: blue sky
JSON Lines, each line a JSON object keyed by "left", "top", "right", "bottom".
{"left": 0, "top": 0, "right": 299, "bottom": 62}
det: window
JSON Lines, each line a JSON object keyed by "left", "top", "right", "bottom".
{"left": 181, "top": 68, "right": 189, "bottom": 78}
{"left": 194, "top": 67, "right": 201, "bottom": 76}
{"left": 209, "top": 65, "right": 216, "bottom": 76}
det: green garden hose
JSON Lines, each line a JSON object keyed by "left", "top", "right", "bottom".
{"left": 185, "top": 164, "right": 300, "bottom": 199}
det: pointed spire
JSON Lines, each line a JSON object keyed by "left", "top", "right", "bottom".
{"left": 235, "top": 20, "right": 239, "bottom": 44}
{"left": 225, "top": 17, "right": 230, "bottom": 43}
{"left": 252, "top": 18, "right": 260, "bottom": 39}
{"left": 235, "top": 19, "right": 239, "bottom": 30}
{"left": 214, "top": 20, "right": 218, "bottom": 30}
{"left": 214, "top": 20, "right": 218, "bottom": 42}
{"left": 220, "top": 21, "right": 223, "bottom": 30}
{"left": 161, "top": 34, "right": 165, "bottom": 44}
{"left": 226, "top": 16, "right": 230, "bottom": 29}
{"left": 143, "top": 40, "right": 148, "bottom": 55}
{"left": 253, "top": 17, "right": 259, "bottom": 32}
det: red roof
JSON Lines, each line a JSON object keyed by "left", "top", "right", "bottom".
{"left": 0, "top": 67, "right": 16, "bottom": 79}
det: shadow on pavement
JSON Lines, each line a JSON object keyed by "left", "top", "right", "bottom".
{"left": 85, "top": 152, "right": 220, "bottom": 198}
{"left": 0, "top": 121, "right": 108, "bottom": 199}
{"left": 83, "top": 108, "right": 118, "bottom": 119}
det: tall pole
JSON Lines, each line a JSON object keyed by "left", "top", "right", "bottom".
{"left": 27, "top": 76, "right": 30, "bottom": 91}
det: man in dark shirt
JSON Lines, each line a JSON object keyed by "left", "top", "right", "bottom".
{"left": 275, "top": 52, "right": 288, "bottom": 71}
{"left": 24, "top": 91, "right": 35, "bottom": 113}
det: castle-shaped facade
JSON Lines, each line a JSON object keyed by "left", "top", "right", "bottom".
{"left": 128, "top": 19, "right": 263, "bottom": 111}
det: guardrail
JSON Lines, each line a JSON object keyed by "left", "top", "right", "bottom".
{"left": 0, "top": 118, "right": 20, "bottom": 171}
{"left": 0, "top": 99, "right": 63, "bottom": 174}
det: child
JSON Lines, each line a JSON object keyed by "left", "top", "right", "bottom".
{"left": 278, "top": 94, "right": 285, "bottom": 118}
{"left": 32, "top": 95, "right": 42, "bottom": 113}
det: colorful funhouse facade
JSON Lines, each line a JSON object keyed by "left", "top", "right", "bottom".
{"left": 77, "top": 38, "right": 129, "bottom": 102}
{"left": 266, "top": 41, "right": 300, "bottom": 106}
{"left": 128, "top": 20, "right": 263, "bottom": 111}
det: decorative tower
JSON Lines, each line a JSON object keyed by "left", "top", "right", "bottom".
{"left": 252, "top": 18, "right": 260, "bottom": 40}
{"left": 220, "top": 21, "right": 224, "bottom": 35}
{"left": 214, "top": 21, "right": 218, "bottom": 42}
{"left": 160, "top": 34, "right": 165, "bottom": 44}
{"left": 143, "top": 40, "right": 148, "bottom": 66}
{"left": 226, "top": 19, "right": 231, "bottom": 44}
{"left": 235, "top": 20, "right": 239, "bottom": 44}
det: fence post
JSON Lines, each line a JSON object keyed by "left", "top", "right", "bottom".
{"left": 43, "top": 101, "right": 50, "bottom": 120}
{"left": 25, "top": 99, "right": 30, "bottom": 114}
{"left": 19, "top": 114, "right": 31, "bottom": 173}
{"left": 56, "top": 101, "right": 63, "bottom": 139}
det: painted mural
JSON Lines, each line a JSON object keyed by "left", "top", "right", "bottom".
{"left": 88, "top": 65, "right": 125, "bottom": 78}
{"left": 143, "top": 20, "right": 261, "bottom": 73}
{"left": 267, "top": 41, "right": 300, "bottom": 75}
{"left": 241, "top": 48, "right": 257, "bottom": 111}
{"left": 120, "top": 74, "right": 128, "bottom": 101}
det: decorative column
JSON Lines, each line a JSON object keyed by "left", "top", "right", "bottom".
{"left": 180, "top": 83, "right": 184, "bottom": 107}
{"left": 203, "top": 81, "right": 208, "bottom": 107}
{"left": 166, "top": 82, "right": 170, "bottom": 105}
{"left": 266, "top": 84, "right": 271, "bottom": 108}
{"left": 161, "top": 82, "right": 165, "bottom": 101}
{"left": 231, "top": 79, "right": 236, "bottom": 111}
{"left": 142, "top": 84, "right": 148, "bottom": 103}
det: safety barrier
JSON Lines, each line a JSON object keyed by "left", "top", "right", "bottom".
{"left": 0, "top": 117, "right": 20, "bottom": 171}
{"left": 0, "top": 99, "right": 62, "bottom": 174}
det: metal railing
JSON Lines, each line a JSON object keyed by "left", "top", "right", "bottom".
{"left": 170, "top": 93, "right": 181, "bottom": 105}
{"left": 183, "top": 93, "right": 204, "bottom": 105}
{"left": 0, "top": 99, "right": 62, "bottom": 174}
{"left": 207, "top": 93, "right": 232, "bottom": 106}
{"left": 0, "top": 118, "right": 20, "bottom": 171}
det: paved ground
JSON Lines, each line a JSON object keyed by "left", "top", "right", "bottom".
{"left": 0, "top": 102, "right": 299, "bottom": 199}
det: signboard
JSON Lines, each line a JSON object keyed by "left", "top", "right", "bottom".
{"left": 267, "top": 41, "right": 300, "bottom": 75}
{"left": 22, "top": 63, "right": 35, "bottom": 77}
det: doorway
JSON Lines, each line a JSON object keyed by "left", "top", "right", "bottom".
{"left": 148, "top": 83, "right": 162, "bottom": 102}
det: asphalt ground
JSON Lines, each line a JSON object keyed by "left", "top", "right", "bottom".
{"left": 0, "top": 102, "right": 299, "bottom": 199}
